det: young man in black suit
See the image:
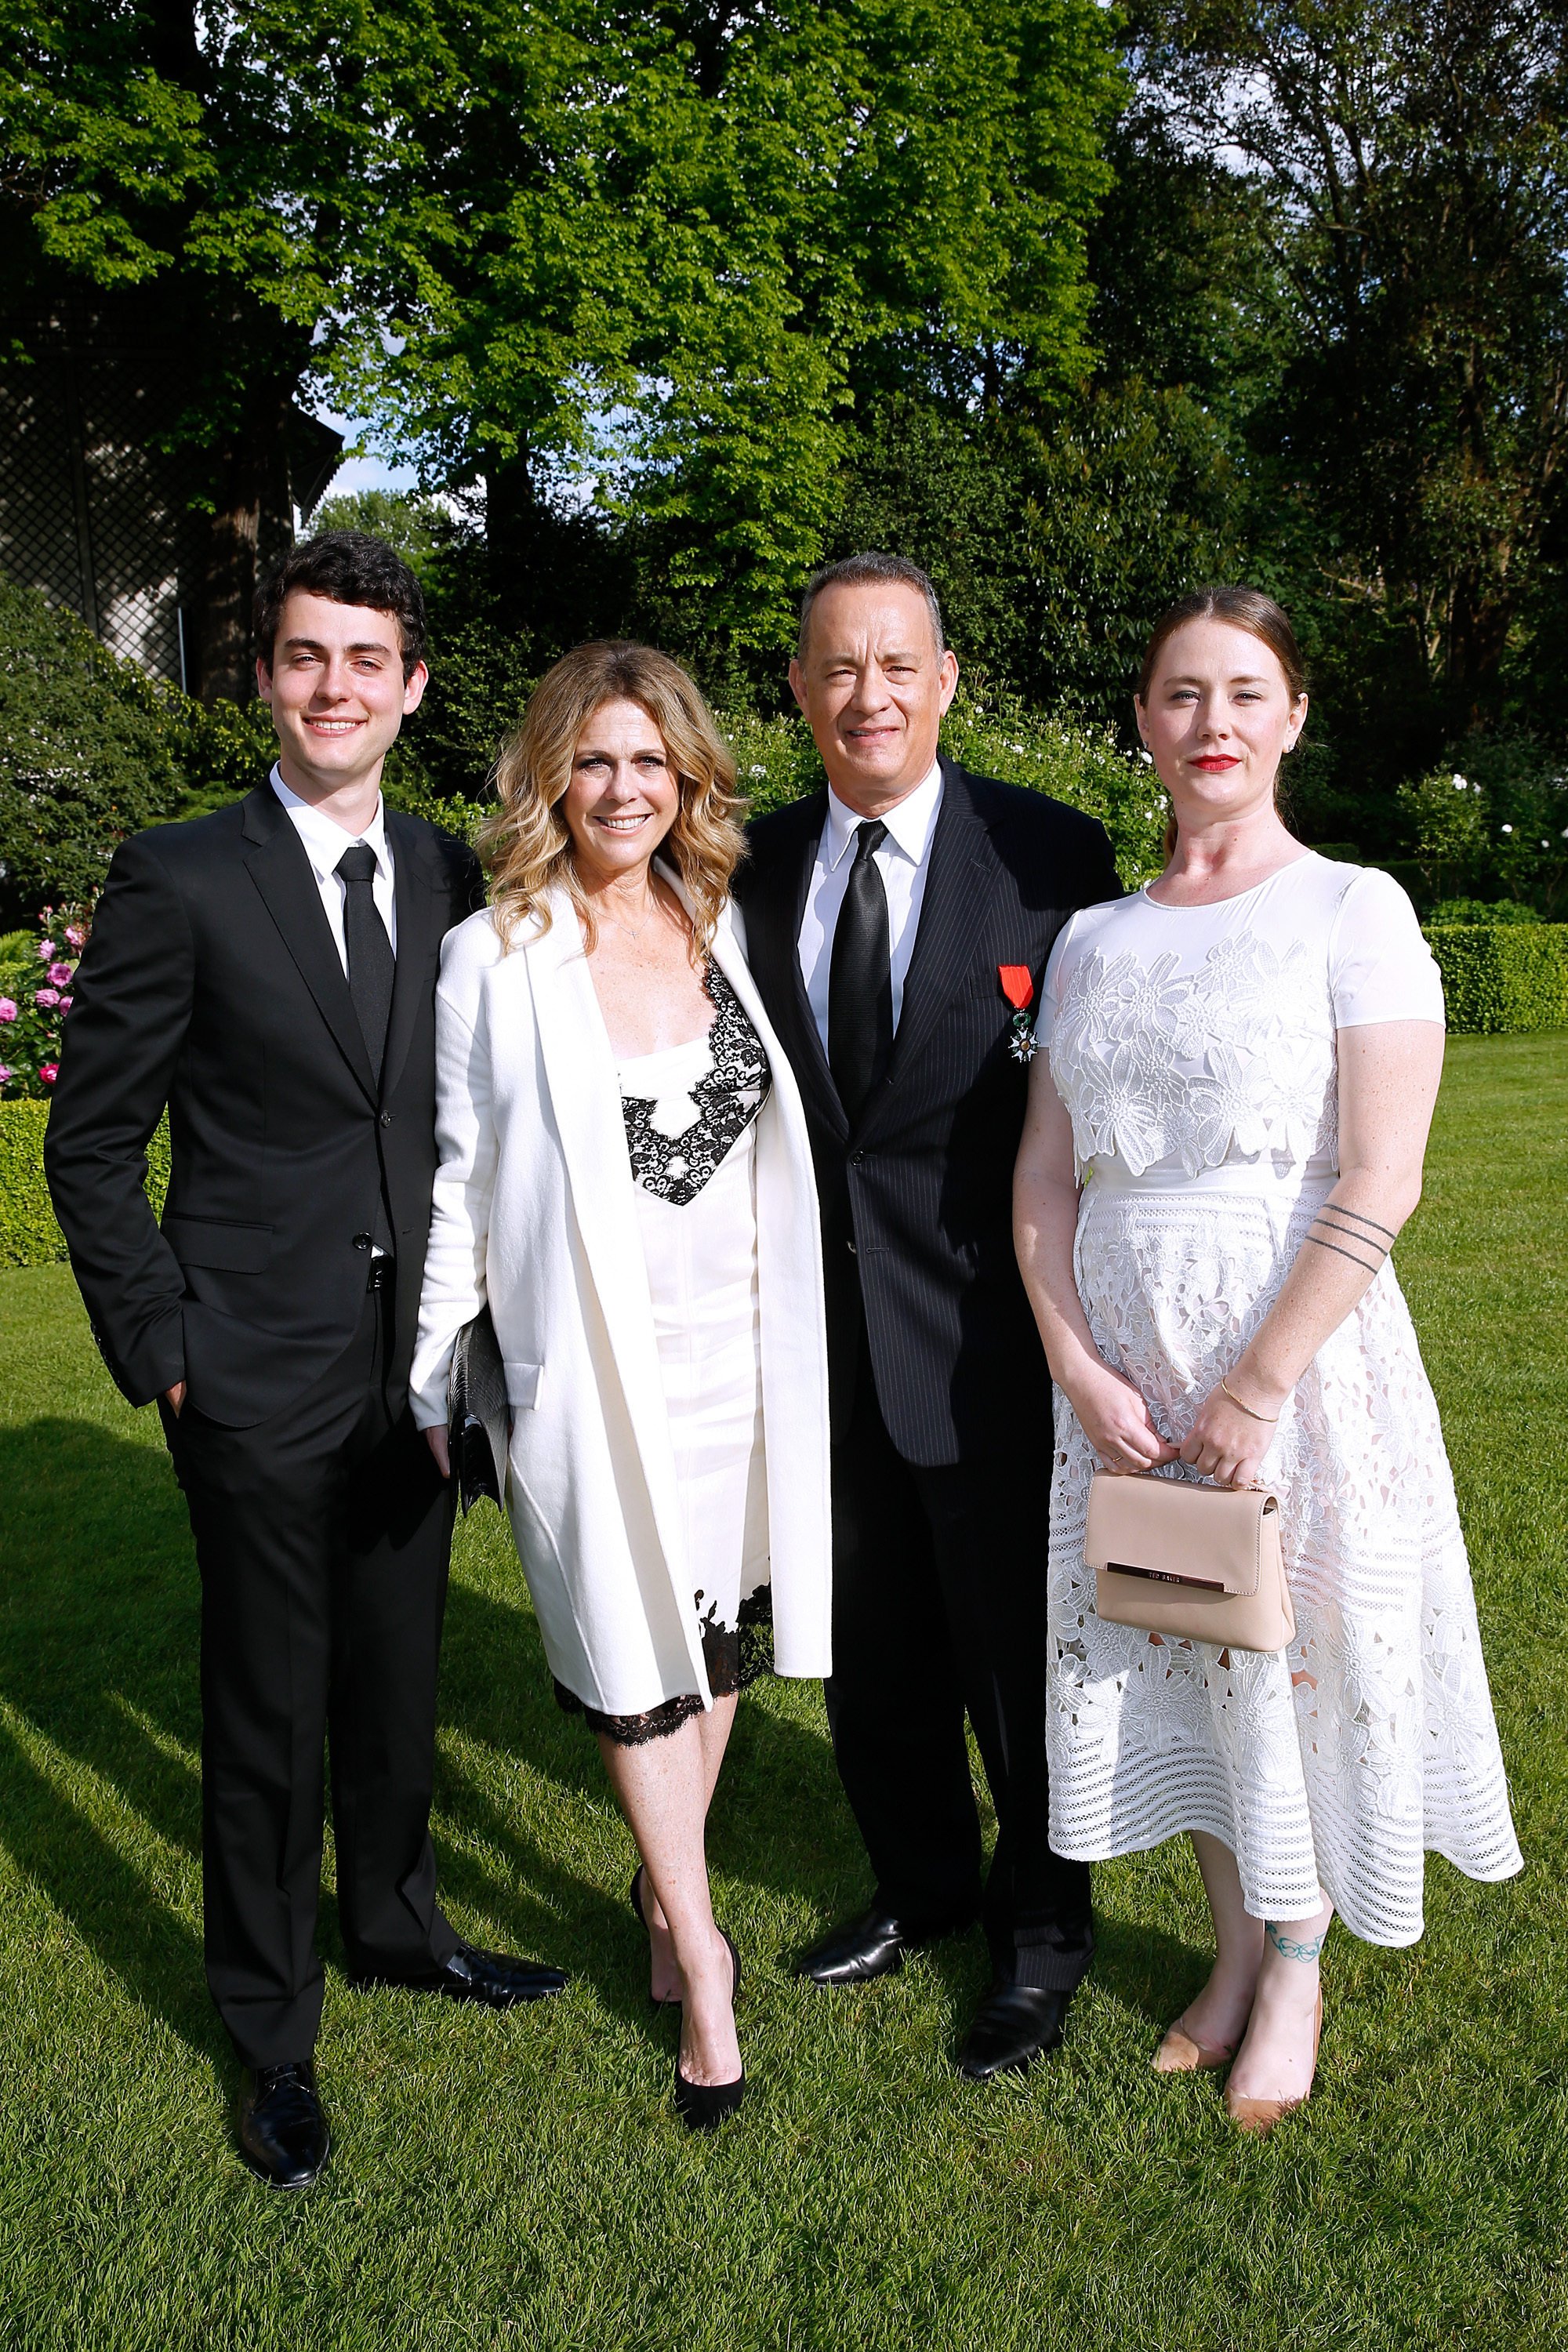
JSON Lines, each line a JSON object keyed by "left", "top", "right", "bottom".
{"left": 45, "top": 534, "right": 565, "bottom": 2188}
{"left": 735, "top": 553, "right": 1121, "bottom": 2078}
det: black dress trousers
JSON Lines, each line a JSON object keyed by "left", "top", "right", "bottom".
{"left": 163, "top": 1281, "right": 459, "bottom": 2066}
{"left": 826, "top": 1322, "right": 1094, "bottom": 1992}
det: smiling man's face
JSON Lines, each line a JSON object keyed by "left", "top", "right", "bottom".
{"left": 789, "top": 579, "right": 958, "bottom": 815}
{"left": 257, "top": 590, "right": 427, "bottom": 801}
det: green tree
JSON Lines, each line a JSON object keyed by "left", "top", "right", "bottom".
{"left": 4, "top": 1, "right": 1121, "bottom": 695}
{"left": 1131, "top": 0, "right": 1568, "bottom": 746}
{"left": 0, "top": 0, "right": 464, "bottom": 698}
{"left": 365, "top": 0, "right": 1123, "bottom": 664}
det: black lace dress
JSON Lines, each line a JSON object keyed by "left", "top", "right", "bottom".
{"left": 554, "top": 966, "right": 777, "bottom": 1743}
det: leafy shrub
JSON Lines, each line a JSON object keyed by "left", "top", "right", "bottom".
{"left": 384, "top": 619, "right": 541, "bottom": 811}
{"left": 0, "top": 577, "right": 185, "bottom": 927}
{"left": 1399, "top": 741, "right": 1568, "bottom": 917}
{"left": 167, "top": 697, "right": 279, "bottom": 818}
{"left": 1423, "top": 925, "right": 1568, "bottom": 1033}
{"left": 942, "top": 692, "right": 1168, "bottom": 884}
{"left": 0, "top": 928, "right": 32, "bottom": 991}
{"left": 0, "top": 1101, "right": 169, "bottom": 1268}
{"left": 1428, "top": 897, "right": 1541, "bottom": 925}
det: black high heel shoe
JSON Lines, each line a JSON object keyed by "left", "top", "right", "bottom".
{"left": 630, "top": 1867, "right": 680, "bottom": 2009}
{"left": 673, "top": 1929, "right": 744, "bottom": 2132}
{"left": 673, "top": 2064, "right": 746, "bottom": 2132}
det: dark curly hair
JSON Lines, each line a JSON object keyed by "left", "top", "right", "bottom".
{"left": 253, "top": 531, "right": 426, "bottom": 679}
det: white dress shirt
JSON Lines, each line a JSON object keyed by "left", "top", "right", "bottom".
{"left": 797, "top": 760, "right": 943, "bottom": 1053}
{"left": 270, "top": 764, "right": 397, "bottom": 971}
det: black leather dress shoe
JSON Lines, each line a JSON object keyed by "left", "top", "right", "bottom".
{"left": 793, "top": 1904, "right": 967, "bottom": 1987}
{"left": 238, "top": 2061, "right": 329, "bottom": 2190}
{"left": 956, "top": 1984, "right": 1073, "bottom": 2081}
{"left": 416, "top": 1941, "right": 568, "bottom": 2008}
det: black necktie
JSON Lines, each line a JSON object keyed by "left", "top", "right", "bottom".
{"left": 335, "top": 843, "right": 394, "bottom": 1083}
{"left": 828, "top": 818, "right": 892, "bottom": 1123}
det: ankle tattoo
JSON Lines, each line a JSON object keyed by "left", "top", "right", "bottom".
{"left": 1265, "top": 1922, "right": 1324, "bottom": 1962}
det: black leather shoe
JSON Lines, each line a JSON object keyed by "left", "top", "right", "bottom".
{"left": 237, "top": 2060, "right": 329, "bottom": 2190}
{"left": 793, "top": 1904, "right": 967, "bottom": 1987}
{"left": 362, "top": 1941, "right": 568, "bottom": 2008}
{"left": 956, "top": 1983, "right": 1072, "bottom": 2082}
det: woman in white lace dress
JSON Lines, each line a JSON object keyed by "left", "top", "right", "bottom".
{"left": 1014, "top": 586, "right": 1520, "bottom": 2131}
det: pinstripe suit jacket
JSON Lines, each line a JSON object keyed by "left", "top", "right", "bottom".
{"left": 735, "top": 756, "right": 1122, "bottom": 1468}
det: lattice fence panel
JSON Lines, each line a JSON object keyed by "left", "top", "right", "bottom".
{"left": 0, "top": 342, "right": 203, "bottom": 683}
{"left": 78, "top": 356, "right": 202, "bottom": 682}
{"left": 0, "top": 358, "right": 87, "bottom": 621}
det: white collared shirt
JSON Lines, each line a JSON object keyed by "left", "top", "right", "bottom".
{"left": 270, "top": 764, "right": 397, "bottom": 973}
{"left": 797, "top": 760, "right": 944, "bottom": 1052}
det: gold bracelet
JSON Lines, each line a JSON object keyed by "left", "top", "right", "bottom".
{"left": 1221, "top": 1375, "right": 1280, "bottom": 1425}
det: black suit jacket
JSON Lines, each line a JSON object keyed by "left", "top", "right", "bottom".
{"left": 735, "top": 756, "right": 1121, "bottom": 1467}
{"left": 44, "top": 781, "right": 483, "bottom": 1428}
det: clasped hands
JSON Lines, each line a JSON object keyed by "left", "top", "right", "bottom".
{"left": 1065, "top": 1359, "right": 1286, "bottom": 1490}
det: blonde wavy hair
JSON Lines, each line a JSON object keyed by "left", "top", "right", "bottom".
{"left": 481, "top": 641, "right": 746, "bottom": 954}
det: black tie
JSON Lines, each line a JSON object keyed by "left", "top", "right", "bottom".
{"left": 335, "top": 843, "right": 394, "bottom": 1083}
{"left": 828, "top": 818, "right": 892, "bottom": 1124}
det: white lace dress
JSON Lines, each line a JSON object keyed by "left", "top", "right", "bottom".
{"left": 1040, "top": 855, "right": 1522, "bottom": 1944}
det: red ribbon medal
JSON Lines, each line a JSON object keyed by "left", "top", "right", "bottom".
{"left": 998, "top": 964, "right": 1038, "bottom": 1062}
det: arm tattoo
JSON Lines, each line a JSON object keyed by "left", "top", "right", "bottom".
{"left": 1321, "top": 1204, "right": 1398, "bottom": 1240}
{"left": 1305, "top": 1231, "right": 1385, "bottom": 1274}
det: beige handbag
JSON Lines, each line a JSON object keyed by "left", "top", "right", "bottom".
{"left": 1083, "top": 1470, "right": 1295, "bottom": 1654}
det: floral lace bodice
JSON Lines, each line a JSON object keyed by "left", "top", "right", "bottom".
{"left": 618, "top": 965, "right": 771, "bottom": 1206}
{"left": 1042, "top": 855, "right": 1445, "bottom": 1188}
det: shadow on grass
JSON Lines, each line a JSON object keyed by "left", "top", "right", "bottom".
{"left": 0, "top": 1420, "right": 863, "bottom": 2051}
{"left": 0, "top": 1417, "right": 1203, "bottom": 2072}
{"left": 0, "top": 1415, "right": 225, "bottom": 2068}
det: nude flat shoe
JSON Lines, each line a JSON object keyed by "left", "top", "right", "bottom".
{"left": 1152, "top": 2012, "right": 1237, "bottom": 2074}
{"left": 1225, "top": 1991, "right": 1323, "bottom": 2134}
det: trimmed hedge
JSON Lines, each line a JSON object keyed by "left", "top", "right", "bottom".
{"left": 0, "top": 1104, "right": 168, "bottom": 1269}
{"left": 1424, "top": 924, "right": 1568, "bottom": 1034}
{"left": 1, "top": 935, "right": 1561, "bottom": 1269}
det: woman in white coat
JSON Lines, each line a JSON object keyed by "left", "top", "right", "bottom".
{"left": 410, "top": 641, "right": 832, "bottom": 2131}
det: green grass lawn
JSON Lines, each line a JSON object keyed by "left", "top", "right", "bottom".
{"left": 1, "top": 1033, "right": 1565, "bottom": 2351}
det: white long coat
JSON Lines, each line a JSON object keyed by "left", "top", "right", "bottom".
{"left": 408, "top": 880, "right": 833, "bottom": 1716}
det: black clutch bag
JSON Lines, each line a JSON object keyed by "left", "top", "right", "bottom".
{"left": 446, "top": 1305, "right": 508, "bottom": 1515}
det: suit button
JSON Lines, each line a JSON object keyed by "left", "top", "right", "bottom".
{"left": 352, "top": 1232, "right": 372, "bottom": 1250}
{"left": 849, "top": 1149, "right": 865, "bottom": 1164}
{"left": 379, "top": 1111, "right": 393, "bottom": 1127}
{"left": 846, "top": 1240, "right": 857, "bottom": 1255}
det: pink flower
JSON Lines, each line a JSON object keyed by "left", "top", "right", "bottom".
{"left": 58, "top": 994, "right": 74, "bottom": 1013}
{"left": 0, "top": 1066, "right": 11, "bottom": 1087}
{"left": 37, "top": 939, "right": 58, "bottom": 960}
{"left": 38, "top": 1062, "right": 59, "bottom": 1084}
{"left": 64, "top": 925, "right": 85, "bottom": 948}
{"left": 34, "top": 987, "right": 60, "bottom": 1009}
{"left": 0, "top": 999, "right": 15, "bottom": 1022}
{"left": 47, "top": 960, "right": 74, "bottom": 985}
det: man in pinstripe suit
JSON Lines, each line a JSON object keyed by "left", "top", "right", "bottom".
{"left": 734, "top": 554, "right": 1122, "bottom": 2078}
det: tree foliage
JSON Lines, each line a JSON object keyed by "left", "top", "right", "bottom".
{"left": 0, "top": 574, "right": 183, "bottom": 923}
{"left": 358, "top": 0, "right": 1122, "bottom": 654}
{"left": 1130, "top": 0, "right": 1568, "bottom": 739}
{"left": 1, "top": 1, "right": 1122, "bottom": 682}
